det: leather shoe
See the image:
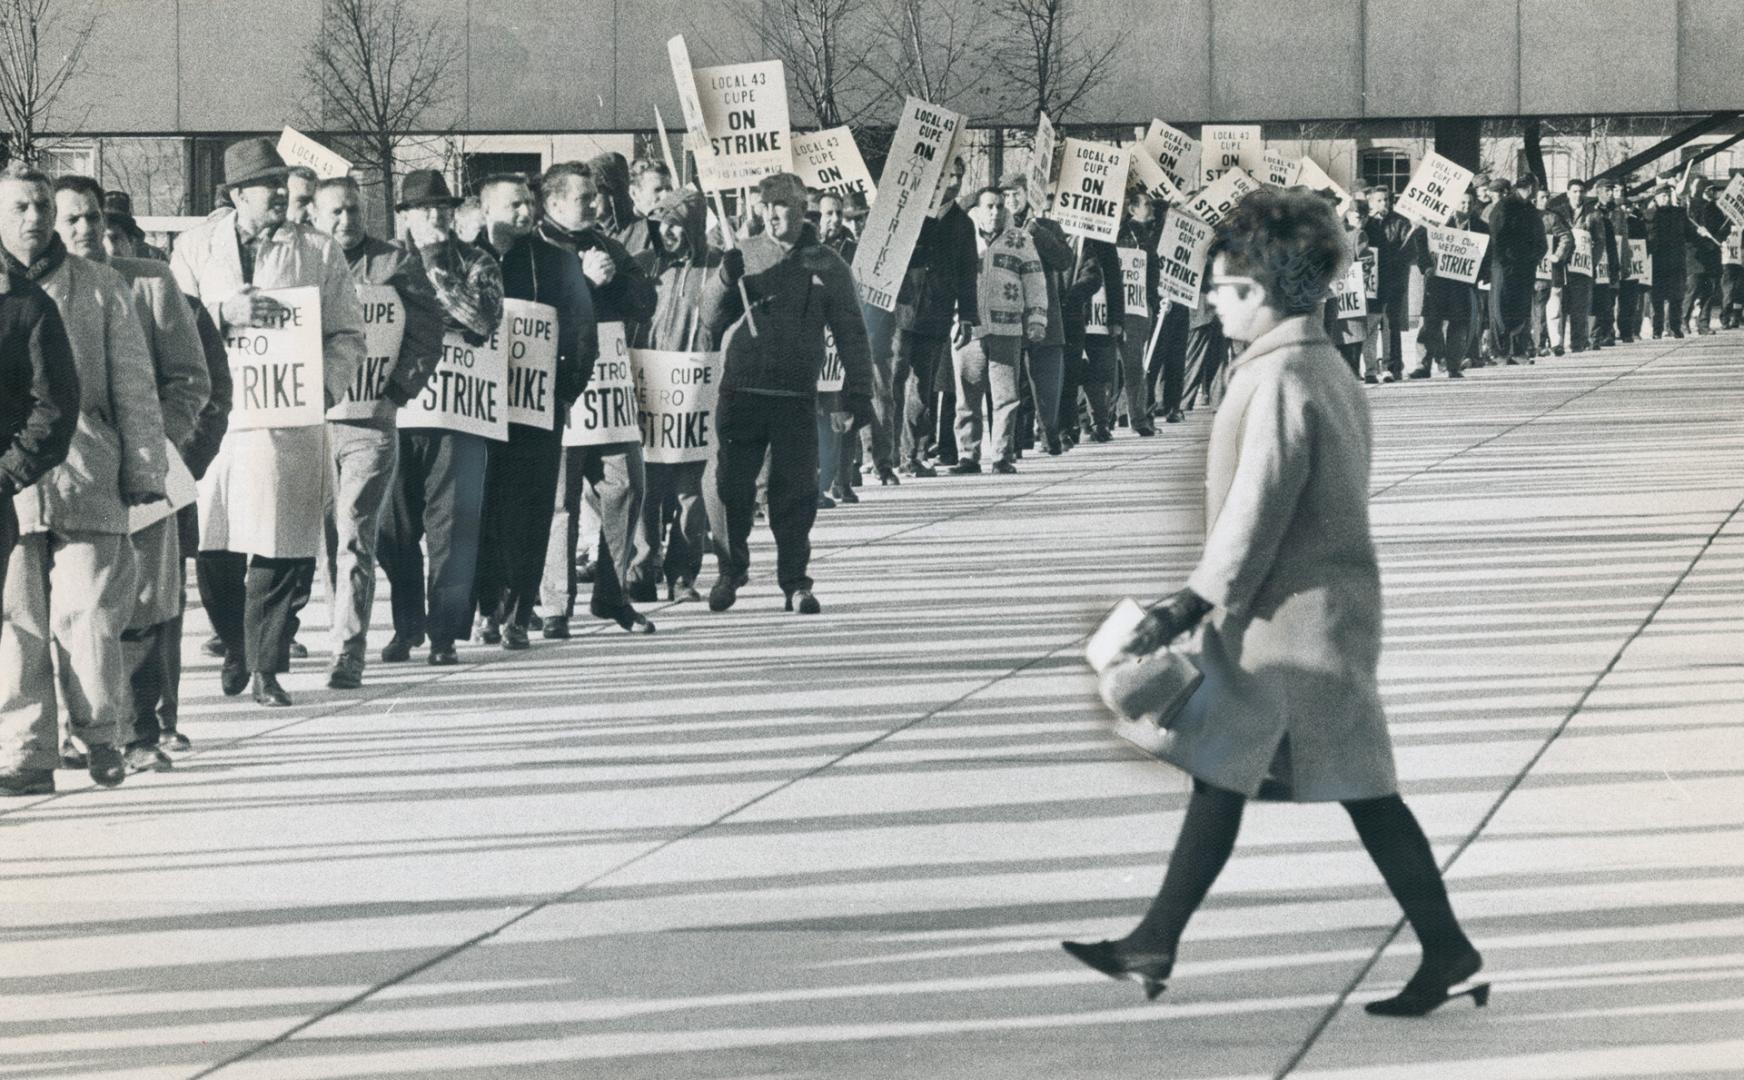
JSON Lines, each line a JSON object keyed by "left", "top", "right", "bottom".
{"left": 124, "top": 744, "right": 173, "bottom": 773}
{"left": 251, "top": 673, "right": 292, "bottom": 708}
{"left": 900, "top": 460, "right": 937, "bottom": 478}
{"left": 502, "top": 623, "right": 531, "bottom": 650}
{"left": 669, "top": 579, "right": 702, "bottom": 602}
{"left": 948, "top": 459, "right": 981, "bottom": 475}
{"left": 287, "top": 639, "right": 308, "bottom": 659}
{"left": 326, "top": 663, "right": 363, "bottom": 690}
{"left": 876, "top": 465, "right": 900, "bottom": 486}
{"left": 991, "top": 458, "right": 1017, "bottom": 474}
{"left": 541, "top": 615, "right": 571, "bottom": 640}
{"left": 59, "top": 739, "right": 87, "bottom": 770}
{"left": 785, "top": 588, "right": 822, "bottom": 614}
{"left": 708, "top": 575, "right": 739, "bottom": 612}
{"left": 1165, "top": 408, "right": 1185, "bottom": 423}
{"left": 201, "top": 634, "right": 226, "bottom": 658}
{"left": 428, "top": 643, "right": 459, "bottom": 666}
{"left": 0, "top": 768, "right": 54, "bottom": 796}
{"left": 475, "top": 618, "right": 501, "bottom": 645}
{"left": 86, "top": 744, "right": 126, "bottom": 788}
{"left": 220, "top": 656, "right": 248, "bottom": 696}
{"left": 380, "top": 636, "right": 415, "bottom": 663}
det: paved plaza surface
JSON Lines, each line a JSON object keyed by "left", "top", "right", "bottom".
{"left": 3, "top": 336, "right": 1742, "bottom": 1080}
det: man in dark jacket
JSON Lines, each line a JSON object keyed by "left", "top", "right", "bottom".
{"left": 1362, "top": 184, "right": 1415, "bottom": 380}
{"left": 1069, "top": 236, "right": 1126, "bottom": 440}
{"left": 1644, "top": 185, "right": 1690, "bottom": 338}
{"left": 1617, "top": 199, "right": 1647, "bottom": 342}
{"left": 1590, "top": 178, "right": 1624, "bottom": 347}
{"left": 0, "top": 267, "right": 78, "bottom": 619}
{"left": 473, "top": 172, "right": 598, "bottom": 650}
{"left": 1552, "top": 178, "right": 1597, "bottom": 353}
{"left": 893, "top": 157, "right": 977, "bottom": 476}
{"left": 1485, "top": 177, "right": 1549, "bottom": 362}
{"left": 311, "top": 175, "right": 447, "bottom": 689}
{"left": 1002, "top": 176, "right": 1075, "bottom": 452}
{"left": 704, "top": 172, "right": 873, "bottom": 615}
{"left": 1410, "top": 185, "right": 1487, "bottom": 379}
{"left": 530, "top": 161, "right": 662, "bottom": 634}
{"left": 1682, "top": 180, "right": 1730, "bottom": 335}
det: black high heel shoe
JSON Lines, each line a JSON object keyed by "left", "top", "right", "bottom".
{"left": 1061, "top": 940, "right": 1174, "bottom": 1001}
{"left": 1365, "top": 947, "right": 1489, "bottom": 1017}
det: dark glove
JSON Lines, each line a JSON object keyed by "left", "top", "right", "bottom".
{"left": 845, "top": 392, "right": 875, "bottom": 432}
{"left": 1125, "top": 588, "right": 1213, "bottom": 655}
{"left": 384, "top": 381, "right": 414, "bottom": 408}
{"left": 721, "top": 248, "right": 746, "bottom": 285}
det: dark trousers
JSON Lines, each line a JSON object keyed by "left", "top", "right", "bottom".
{"left": 1184, "top": 321, "right": 1228, "bottom": 404}
{"left": 715, "top": 390, "right": 817, "bottom": 594}
{"left": 896, "top": 331, "right": 948, "bottom": 465}
{"left": 1057, "top": 340, "right": 1087, "bottom": 433}
{"left": 1683, "top": 271, "right": 1717, "bottom": 333}
{"left": 1150, "top": 303, "right": 1191, "bottom": 414}
{"left": 1618, "top": 281, "right": 1644, "bottom": 340}
{"left": 1022, "top": 343, "right": 1064, "bottom": 439}
{"left": 123, "top": 612, "right": 182, "bottom": 747}
{"left": 1417, "top": 317, "right": 1470, "bottom": 373}
{"left": 195, "top": 551, "right": 314, "bottom": 675}
{"left": 1590, "top": 283, "right": 1616, "bottom": 343}
{"left": 1650, "top": 273, "right": 1686, "bottom": 337}
{"left": 1721, "top": 265, "right": 1744, "bottom": 326}
{"left": 379, "top": 429, "right": 490, "bottom": 648}
{"left": 1489, "top": 265, "right": 1535, "bottom": 358}
{"left": 475, "top": 425, "right": 563, "bottom": 629}
{"left": 1378, "top": 292, "right": 1407, "bottom": 375}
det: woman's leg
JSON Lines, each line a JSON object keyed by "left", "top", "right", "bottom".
{"left": 1344, "top": 794, "right": 1479, "bottom": 988}
{"left": 1120, "top": 779, "right": 1247, "bottom": 956}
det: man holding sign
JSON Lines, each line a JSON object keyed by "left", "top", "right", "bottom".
{"left": 311, "top": 175, "right": 447, "bottom": 689}
{"left": 1409, "top": 187, "right": 1487, "bottom": 379}
{"left": 171, "top": 138, "right": 365, "bottom": 708}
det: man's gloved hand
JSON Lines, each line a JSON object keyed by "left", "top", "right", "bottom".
{"left": 845, "top": 392, "right": 876, "bottom": 432}
{"left": 1124, "top": 587, "right": 1213, "bottom": 655}
{"left": 721, "top": 248, "right": 746, "bottom": 285}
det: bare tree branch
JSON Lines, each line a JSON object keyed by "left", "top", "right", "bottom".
{"left": 725, "top": 0, "right": 891, "bottom": 131}
{"left": 301, "top": 0, "right": 460, "bottom": 234}
{"left": 0, "top": 0, "right": 97, "bottom": 165}
{"left": 985, "top": 0, "right": 1120, "bottom": 127}
{"left": 863, "top": 0, "right": 995, "bottom": 120}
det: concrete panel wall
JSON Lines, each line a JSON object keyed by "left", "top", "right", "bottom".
{"left": 1081, "top": 0, "right": 1212, "bottom": 124}
{"left": 1520, "top": 0, "right": 1677, "bottom": 115}
{"left": 467, "top": 0, "right": 618, "bottom": 131}
{"left": 1677, "top": 0, "right": 1744, "bottom": 112}
{"left": 1363, "top": 0, "right": 1518, "bottom": 117}
{"left": 177, "top": 0, "right": 320, "bottom": 131}
{"left": 57, "top": 0, "right": 180, "bottom": 132}
{"left": 1211, "top": 0, "right": 1362, "bottom": 120}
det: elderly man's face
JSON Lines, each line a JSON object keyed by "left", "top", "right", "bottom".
{"left": 543, "top": 174, "right": 598, "bottom": 233}
{"left": 1366, "top": 188, "right": 1392, "bottom": 216}
{"left": 1003, "top": 187, "right": 1029, "bottom": 219}
{"left": 968, "top": 190, "right": 1005, "bottom": 236}
{"left": 0, "top": 177, "right": 53, "bottom": 262}
{"left": 287, "top": 174, "right": 318, "bottom": 225}
{"left": 231, "top": 178, "right": 288, "bottom": 230}
{"left": 312, "top": 184, "right": 366, "bottom": 250}
{"left": 817, "top": 195, "right": 843, "bottom": 237}
{"left": 54, "top": 188, "right": 106, "bottom": 260}
{"left": 481, "top": 180, "right": 535, "bottom": 242}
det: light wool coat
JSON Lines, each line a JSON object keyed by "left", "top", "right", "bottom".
{"left": 1161, "top": 315, "right": 1398, "bottom": 802}
{"left": 171, "top": 215, "right": 364, "bottom": 558}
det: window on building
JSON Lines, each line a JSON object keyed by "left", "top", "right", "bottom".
{"left": 38, "top": 144, "right": 97, "bottom": 178}
{"left": 1357, "top": 149, "right": 1412, "bottom": 195}
{"left": 462, "top": 153, "right": 543, "bottom": 195}
{"left": 1512, "top": 146, "right": 1573, "bottom": 192}
{"left": 1681, "top": 145, "right": 1740, "bottom": 181}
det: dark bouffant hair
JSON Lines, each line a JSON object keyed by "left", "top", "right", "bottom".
{"left": 1207, "top": 187, "right": 1349, "bottom": 315}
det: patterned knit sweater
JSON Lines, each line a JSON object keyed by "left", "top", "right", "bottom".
{"left": 972, "top": 227, "right": 1049, "bottom": 340}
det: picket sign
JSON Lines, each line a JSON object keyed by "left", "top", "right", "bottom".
{"left": 1296, "top": 155, "right": 1355, "bottom": 217}
{"left": 1568, "top": 229, "right": 1594, "bottom": 278}
{"left": 1718, "top": 175, "right": 1744, "bottom": 229}
{"left": 632, "top": 348, "right": 721, "bottom": 465}
{"left": 1361, "top": 250, "right": 1379, "bottom": 300}
{"left": 791, "top": 126, "right": 876, "bottom": 203}
{"left": 1425, "top": 227, "right": 1489, "bottom": 285}
{"left": 1142, "top": 119, "right": 1200, "bottom": 193}
{"left": 1186, "top": 167, "right": 1259, "bottom": 228}
{"left": 564, "top": 322, "right": 641, "bottom": 446}
{"left": 1156, "top": 210, "right": 1215, "bottom": 310}
{"left": 668, "top": 36, "right": 726, "bottom": 193}
{"left": 276, "top": 127, "right": 350, "bottom": 179}
{"left": 1628, "top": 238, "right": 1652, "bottom": 285}
{"left": 326, "top": 283, "right": 403, "bottom": 421}
{"left": 1395, "top": 151, "right": 1475, "bottom": 227}
{"left": 692, "top": 59, "right": 792, "bottom": 187}
{"left": 1724, "top": 232, "right": 1743, "bottom": 268}
{"left": 654, "top": 105, "right": 681, "bottom": 182}
{"left": 1116, "top": 247, "right": 1149, "bottom": 320}
{"left": 225, "top": 286, "right": 324, "bottom": 431}
{"left": 1594, "top": 244, "right": 1612, "bottom": 285}
{"left": 1261, "top": 149, "right": 1302, "bottom": 188}
{"left": 1053, "top": 139, "right": 1129, "bottom": 242}
{"left": 502, "top": 299, "right": 559, "bottom": 430}
{"left": 1126, "top": 145, "right": 1184, "bottom": 206}
{"left": 1200, "top": 124, "right": 1262, "bottom": 186}
{"left": 1330, "top": 258, "right": 1367, "bottom": 320}
{"left": 127, "top": 438, "right": 198, "bottom": 534}
{"left": 1537, "top": 252, "right": 1554, "bottom": 282}
{"left": 1026, "top": 111, "right": 1058, "bottom": 213}
{"left": 817, "top": 327, "right": 845, "bottom": 392}
{"left": 399, "top": 328, "right": 508, "bottom": 441}
{"left": 851, "top": 98, "right": 963, "bottom": 312}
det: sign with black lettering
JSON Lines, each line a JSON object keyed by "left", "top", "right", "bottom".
{"left": 817, "top": 327, "right": 845, "bottom": 392}
{"left": 327, "top": 283, "right": 403, "bottom": 421}
{"left": 1297, "top": 155, "right": 1356, "bottom": 217}
{"left": 1628, "top": 238, "right": 1651, "bottom": 284}
{"left": 1395, "top": 151, "right": 1474, "bottom": 228}
{"left": 1142, "top": 119, "right": 1200, "bottom": 193}
{"left": 632, "top": 349, "right": 720, "bottom": 465}
{"left": 1201, "top": 124, "right": 1262, "bottom": 186}
{"left": 565, "top": 322, "right": 642, "bottom": 446}
{"left": 792, "top": 126, "right": 876, "bottom": 203}
{"left": 1425, "top": 226, "right": 1489, "bottom": 285}
{"left": 694, "top": 59, "right": 792, "bottom": 188}
{"left": 1085, "top": 247, "right": 1148, "bottom": 333}
{"left": 502, "top": 298, "right": 558, "bottom": 430}
{"left": 1330, "top": 258, "right": 1367, "bottom": 320}
{"left": 398, "top": 328, "right": 508, "bottom": 441}
{"left": 1126, "top": 145, "right": 1184, "bottom": 207}
{"left": 1156, "top": 210, "right": 1214, "bottom": 310}
{"left": 226, "top": 286, "right": 323, "bottom": 430}
{"left": 1718, "top": 175, "right": 1744, "bottom": 229}
{"left": 1029, "top": 111, "right": 1057, "bottom": 212}
{"left": 852, "top": 97, "right": 963, "bottom": 312}
{"left": 1186, "top": 167, "right": 1259, "bottom": 228}
{"left": 1054, "top": 138, "right": 1129, "bottom": 242}
{"left": 1568, "top": 228, "right": 1593, "bottom": 278}
{"left": 1261, "top": 149, "right": 1301, "bottom": 188}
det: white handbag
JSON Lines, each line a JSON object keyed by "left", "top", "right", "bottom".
{"left": 1086, "top": 599, "right": 1203, "bottom": 756}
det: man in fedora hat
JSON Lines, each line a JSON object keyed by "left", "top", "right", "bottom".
{"left": 101, "top": 191, "right": 169, "bottom": 262}
{"left": 170, "top": 136, "right": 365, "bottom": 708}
{"left": 310, "top": 174, "right": 447, "bottom": 688}
{"left": 376, "top": 168, "right": 503, "bottom": 667}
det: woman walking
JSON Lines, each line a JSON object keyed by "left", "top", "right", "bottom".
{"left": 1063, "top": 189, "right": 1486, "bottom": 1018}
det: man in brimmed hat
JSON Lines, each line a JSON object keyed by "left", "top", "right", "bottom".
{"left": 1644, "top": 183, "right": 1690, "bottom": 338}
{"left": 376, "top": 167, "right": 503, "bottom": 667}
{"left": 102, "top": 191, "right": 169, "bottom": 262}
{"left": 170, "top": 137, "right": 365, "bottom": 708}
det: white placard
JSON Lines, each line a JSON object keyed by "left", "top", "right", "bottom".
{"left": 632, "top": 348, "right": 720, "bottom": 465}
{"left": 668, "top": 37, "right": 722, "bottom": 191}
{"left": 1395, "top": 151, "right": 1475, "bottom": 228}
{"left": 502, "top": 298, "right": 559, "bottom": 430}
{"left": 1718, "top": 175, "right": 1744, "bottom": 229}
{"left": 1118, "top": 246, "right": 1149, "bottom": 320}
{"left": 1594, "top": 241, "right": 1612, "bottom": 285}
{"left": 817, "top": 327, "right": 845, "bottom": 392}
{"left": 1186, "top": 167, "right": 1259, "bottom": 228}
{"left": 1330, "top": 258, "right": 1367, "bottom": 320}
{"left": 1425, "top": 226, "right": 1489, "bottom": 285}
{"left": 1054, "top": 138, "right": 1129, "bottom": 242}
{"left": 398, "top": 329, "right": 508, "bottom": 441}
{"left": 1568, "top": 228, "right": 1593, "bottom": 278}
{"left": 1142, "top": 119, "right": 1200, "bottom": 193}
{"left": 1156, "top": 210, "right": 1215, "bottom": 310}
{"left": 1724, "top": 232, "right": 1743, "bottom": 267}
{"left": 1296, "top": 155, "right": 1355, "bottom": 217}
{"left": 693, "top": 60, "right": 792, "bottom": 188}
{"left": 1126, "top": 145, "right": 1184, "bottom": 206}
{"left": 564, "top": 322, "right": 641, "bottom": 446}
{"left": 1029, "top": 112, "right": 1058, "bottom": 212}
{"left": 851, "top": 97, "right": 963, "bottom": 312}
{"left": 791, "top": 126, "right": 876, "bottom": 203}
{"left": 1261, "top": 149, "right": 1302, "bottom": 188}
{"left": 127, "top": 439, "right": 198, "bottom": 534}
{"left": 226, "top": 286, "right": 324, "bottom": 431}
{"left": 1628, "top": 238, "right": 1651, "bottom": 284}
{"left": 327, "top": 283, "right": 403, "bottom": 421}
{"left": 1200, "top": 124, "right": 1262, "bottom": 186}
{"left": 276, "top": 127, "right": 350, "bottom": 180}
{"left": 1537, "top": 252, "right": 1554, "bottom": 282}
